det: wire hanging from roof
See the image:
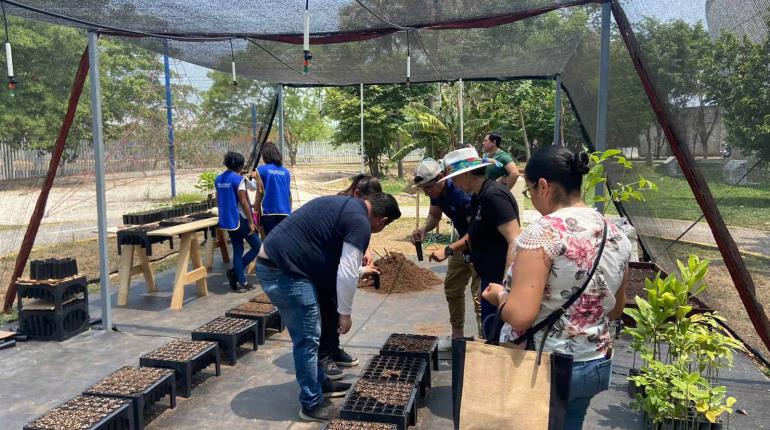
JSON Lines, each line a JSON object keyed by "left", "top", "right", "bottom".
{"left": 302, "top": 0, "right": 312, "bottom": 75}
{"left": 1, "top": 0, "right": 17, "bottom": 90}
{"left": 229, "top": 38, "right": 237, "bottom": 86}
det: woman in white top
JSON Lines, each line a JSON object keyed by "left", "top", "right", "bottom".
{"left": 482, "top": 145, "right": 632, "bottom": 430}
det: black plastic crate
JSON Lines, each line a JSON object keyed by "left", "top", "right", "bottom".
{"left": 340, "top": 380, "right": 418, "bottom": 430}
{"left": 139, "top": 340, "right": 221, "bottom": 398}
{"left": 323, "top": 418, "right": 398, "bottom": 430}
{"left": 191, "top": 317, "right": 259, "bottom": 365}
{"left": 17, "top": 276, "right": 88, "bottom": 311}
{"left": 362, "top": 355, "right": 429, "bottom": 400}
{"left": 225, "top": 302, "right": 284, "bottom": 345}
{"left": 19, "top": 300, "right": 89, "bottom": 341}
{"left": 24, "top": 395, "right": 134, "bottom": 430}
{"left": 379, "top": 334, "right": 438, "bottom": 383}
{"left": 83, "top": 366, "right": 176, "bottom": 430}
{"left": 116, "top": 225, "right": 173, "bottom": 257}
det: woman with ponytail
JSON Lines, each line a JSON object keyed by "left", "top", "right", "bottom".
{"left": 482, "top": 145, "right": 632, "bottom": 430}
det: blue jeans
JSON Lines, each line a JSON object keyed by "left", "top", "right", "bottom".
{"left": 227, "top": 219, "right": 261, "bottom": 284}
{"left": 255, "top": 263, "right": 326, "bottom": 410}
{"left": 479, "top": 274, "right": 502, "bottom": 333}
{"left": 565, "top": 357, "right": 612, "bottom": 430}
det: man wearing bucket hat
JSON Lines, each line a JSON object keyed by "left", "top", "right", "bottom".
{"left": 411, "top": 158, "right": 482, "bottom": 347}
{"left": 430, "top": 147, "right": 521, "bottom": 336}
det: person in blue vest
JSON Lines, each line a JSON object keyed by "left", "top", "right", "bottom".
{"left": 257, "top": 142, "right": 292, "bottom": 236}
{"left": 215, "top": 151, "right": 260, "bottom": 293}
{"left": 255, "top": 192, "right": 401, "bottom": 422}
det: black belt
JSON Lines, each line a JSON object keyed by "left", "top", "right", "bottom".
{"left": 257, "top": 256, "right": 278, "bottom": 268}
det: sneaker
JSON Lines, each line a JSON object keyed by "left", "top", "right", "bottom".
{"left": 234, "top": 282, "right": 255, "bottom": 293}
{"left": 299, "top": 399, "right": 335, "bottom": 422}
{"left": 331, "top": 348, "right": 359, "bottom": 367}
{"left": 321, "top": 356, "right": 344, "bottom": 380}
{"left": 225, "top": 269, "right": 237, "bottom": 291}
{"left": 437, "top": 335, "right": 452, "bottom": 352}
{"left": 322, "top": 379, "right": 351, "bottom": 398}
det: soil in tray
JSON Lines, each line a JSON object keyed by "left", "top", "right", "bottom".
{"left": 326, "top": 418, "right": 397, "bottom": 430}
{"left": 359, "top": 252, "right": 442, "bottom": 294}
{"left": 228, "top": 301, "right": 276, "bottom": 316}
{"left": 350, "top": 380, "right": 413, "bottom": 406}
{"left": 26, "top": 395, "right": 130, "bottom": 430}
{"left": 193, "top": 316, "right": 255, "bottom": 335}
{"left": 87, "top": 366, "right": 174, "bottom": 396}
{"left": 248, "top": 292, "right": 272, "bottom": 304}
{"left": 141, "top": 339, "right": 216, "bottom": 362}
{"left": 382, "top": 334, "right": 437, "bottom": 353}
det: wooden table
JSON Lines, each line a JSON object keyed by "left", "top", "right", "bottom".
{"left": 117, "top": 217, "right": 225, "bottom": 310}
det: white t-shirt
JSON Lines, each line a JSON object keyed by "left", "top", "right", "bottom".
{"left": 236, "top": 178, "right": 257, "bottom": 219}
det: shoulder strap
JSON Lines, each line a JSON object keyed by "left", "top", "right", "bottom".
{"left": 510, "top": 219, "right": 608, "bottom": 345}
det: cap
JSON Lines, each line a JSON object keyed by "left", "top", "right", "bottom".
{"left": 413, "top": 158, "right": 443, "bottom": 186}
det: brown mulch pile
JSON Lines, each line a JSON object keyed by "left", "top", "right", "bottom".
{"left": 360, "top": 252, "right": 442, "bottom": 294}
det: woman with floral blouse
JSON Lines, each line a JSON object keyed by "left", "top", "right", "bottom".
{"left": 483, "top": 145, "right": 632, "bottom": 430}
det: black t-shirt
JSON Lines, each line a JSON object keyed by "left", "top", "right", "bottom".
{"left": 263, "top": 195, "right": 371, "bottom": 287}
{"left": 468, "top": 179, "right": 520, "bottom": 279}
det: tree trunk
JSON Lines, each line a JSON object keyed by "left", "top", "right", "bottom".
{"left": 644, "top": 126, "right": 654, "bottom": 166}
{"left": 517, "top": 106, "right": 531, "bottom": 161}
{"left": 396, "top": 135, "right": 404, "bottom": 179}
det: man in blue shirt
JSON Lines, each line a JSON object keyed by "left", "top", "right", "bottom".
{"left": 215, "top": 151, "right": 260, "bottom": 293}
{"left": 411, "top": 159, "right": 481, "bottom": 346}
{"left": 256, "top": 142, "right": 292, "bottom": 236}
{"left": 255, "top": 193, "right": 401, "bottom": 422}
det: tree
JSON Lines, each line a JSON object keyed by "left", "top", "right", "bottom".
{"left": 704, "top": 21, "right": 770, "bottom": 164}
{"left": 199, "top": 71, "right": 274, "bottom": 140}
{"left": 322, "top": 84, "right": 431, "bottom": 176}
{"left": 282, "top": 87, "right": 333, "bottom": 166}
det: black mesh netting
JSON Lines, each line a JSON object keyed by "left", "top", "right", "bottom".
{"left": 3, "top": 0, "right": 770, "bottom": 357}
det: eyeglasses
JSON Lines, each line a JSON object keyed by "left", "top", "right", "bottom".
{"left": 522, "top": 183, "right": 537, "bottom": 199}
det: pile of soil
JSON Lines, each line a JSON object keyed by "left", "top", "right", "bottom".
{"left": 361, "top": 252, "right": 442, "bottom": 294}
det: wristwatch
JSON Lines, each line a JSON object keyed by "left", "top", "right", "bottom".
{"left": 444, "top": 245, "right": 454, "bottom": 257}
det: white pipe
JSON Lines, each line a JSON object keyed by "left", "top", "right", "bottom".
{"left": 231, "top": 61, "right": 236, "bottom": 84}
{"left": 303, "top": 12, "right": 310, "bottom": 51}
{"left": 360, "top": 83, "right": 365, "bottom": 174}
{"left": 406, "top": 55, "right": 411, "bottom": 82}
{"left": 4, "top": 42, "right": 13, "bottom": 77}
{"left": 459, "top": 79, "right": 464, "bottom": 146}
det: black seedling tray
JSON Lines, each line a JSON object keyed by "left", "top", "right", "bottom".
{"left": 323, "top": 418, "right": 398, "bottom": 430}
{"left": 139, "top": 340, "right": 221, "bottom": 398}
{"left": 30, "top": 258, "right": 79, "bottom": 280}
{"left": 362, "top": 355, "right": 429, "bottom": 400}
{"left": 20, "top": 300, "right": 89, "bottom": 341}
{"left": 340, "top": 381, "right": 418, "bottom": 430}
{"left": 225, "top": 303, "right": 284, "bottom": 345}
{"left": 248, "top": 292, "right": 272, "bottom": 304}
{"left": 379, "top": 334, "right": 438, "bottom": 383}
{"left": 191, "top": 317, "right": 259, "bottom": 365}
{"left": 123, "top": 202, "right": 213, "bottom": 226}
{"left": 17, "top": 276, "right": 88, "bottom": 311}
{"left": 24, "top": 395, "right": 134, "bottom": 430}
{"left": 83, "top": 367, "right": 176, "bottom": 430}
{"left": 116, "top": 225, "right": 172, "bottom": 257}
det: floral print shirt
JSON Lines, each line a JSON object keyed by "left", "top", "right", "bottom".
{"left": 499, "top": 207, "right": 632, "bottom": 361}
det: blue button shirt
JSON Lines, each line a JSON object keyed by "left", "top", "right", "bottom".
{"left": 430, "top": 178, "right": 473, "bottom": 237}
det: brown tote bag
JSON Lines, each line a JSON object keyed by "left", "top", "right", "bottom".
{"left": 451, "top": 221, "right": 608, "bottom": 430}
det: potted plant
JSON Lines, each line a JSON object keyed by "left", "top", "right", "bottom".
{"left": 624, "top": 255, "right": 743, "bottom": 429}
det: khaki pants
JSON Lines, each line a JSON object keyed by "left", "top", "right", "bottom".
{"left": 445, "top": 252, "right": 482, "bottom": 337}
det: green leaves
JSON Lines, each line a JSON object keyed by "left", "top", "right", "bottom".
{"left": 582, "top": 150, "right": 659, "bottom": 212}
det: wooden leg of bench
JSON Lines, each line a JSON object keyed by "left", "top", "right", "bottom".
{"left": 204, "top": 229, "right": 215, "bottom": 269}
{"left": 138, "top": 248, "right": 157, "bottom": 292}
{"left": 246, "top": 260, "right": 256, "bottom": 274}
{"left": 190, "top": 233, "right": 208, "bottom": 298}
{"left": 117, "top": 245, "right": 135, "bottom": 306}
{"left": 216, "top": 229, "right": 230, "bottom": 264}
{"left": 170, "top": 235, "right": 192, "bottom": 311}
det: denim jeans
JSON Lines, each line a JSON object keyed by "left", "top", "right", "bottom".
{"left": 255, "top": 262, "right": 326, "bottom": 410}
{"left": 565, "top": 357, "right": 612, "bottom": 430}
{"left": 227, "top": 218, "right": 261, "bottom": 284}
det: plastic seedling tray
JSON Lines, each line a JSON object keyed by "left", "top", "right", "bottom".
{"left": 83, "top": 366, "right": 176, "bottom": 430}
{"left": 19, "top": 300, "right": 89, "bottom": 341}
{"left": 24, "top": 395, "right": 134, "bottom": 430}
{"left": 362, "top": 355, "right": 429, "bottom": 400}
{"left": 248, "top": 292, "right": 272, "bottom": 304}
{"left": 139, "top": 340, "right": 221, "bottom": 398}
{"left": 340, "top": 380, "right": 418, "bottom": 430}
{"left": 379, "top": 334, "right": 438, "bottom": 383}
{"left": 323, "top": 418, "right": 398, "bottom": 430}
{"left": 116, "top": 225, "right": 172, "bottom": 257}
{"left": 191, "top": 317, "right": 259, "bottom": 365}
{"left": 225, "top": 302, "right": 284, "bottom": 345}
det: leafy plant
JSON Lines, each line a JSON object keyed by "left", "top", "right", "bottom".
{"left": 624, "top": 255, "right": 743, "bottom": 427}
{"left": 582, "top": 149, "right": 658, "bottom": 213}
{"left": 195, "top": 170, "right": 219, "bottom": 195}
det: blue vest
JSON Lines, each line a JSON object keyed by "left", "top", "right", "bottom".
{"left": 215, "top": 170, "right": 243, "bottom": 231}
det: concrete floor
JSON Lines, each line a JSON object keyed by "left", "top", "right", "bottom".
{"left": 1, "top": 257, "right": 769, "bottom": 429}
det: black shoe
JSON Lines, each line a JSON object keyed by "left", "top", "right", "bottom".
{"left": 299, "top": 399, "right": 335, "bottom": 422}
{"left": 331, "top": 348, "right": 359, "bottom": 367}
{"left": 225, "top": 269, "right": 237, "bottom": 291}
{"left": 322, "top": 379, "right": 351, "bottom": 398}
{"left": 321, "top": 356, "right": 343, "bottom": 380}
{"left": 234, "top": 282, "right": 255, "bottom": 293}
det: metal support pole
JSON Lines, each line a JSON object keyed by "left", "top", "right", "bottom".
{"left": 459, "top": 79, "right": 464, "bottom": 146}
{"left": 251, "top": 103, "right": 258, "bottom": 152}
{"left": 162, "top": 39, "right": 176, "bottom": 198}
{"left": 278, "top": 85, "right": 285, "bottom": 155}
{"left": 553, "top": 75, "right": 562, "bottom": 146}
{"left": 88, "top": 31, "right": 112, "bottom": 331}
{"left": 594, "top": 0, "right": 611, "bottom": 213}
{"left": 360, "top": 83, "right": 365, "bottom": 174}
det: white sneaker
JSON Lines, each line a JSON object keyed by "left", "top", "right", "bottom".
{"left": 437, "top": 335, "right": 452, "bottom": 352}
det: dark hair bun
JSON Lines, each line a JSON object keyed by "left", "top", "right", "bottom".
{"left": 573, "top": 152, "right": 590, "bottom": 175}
